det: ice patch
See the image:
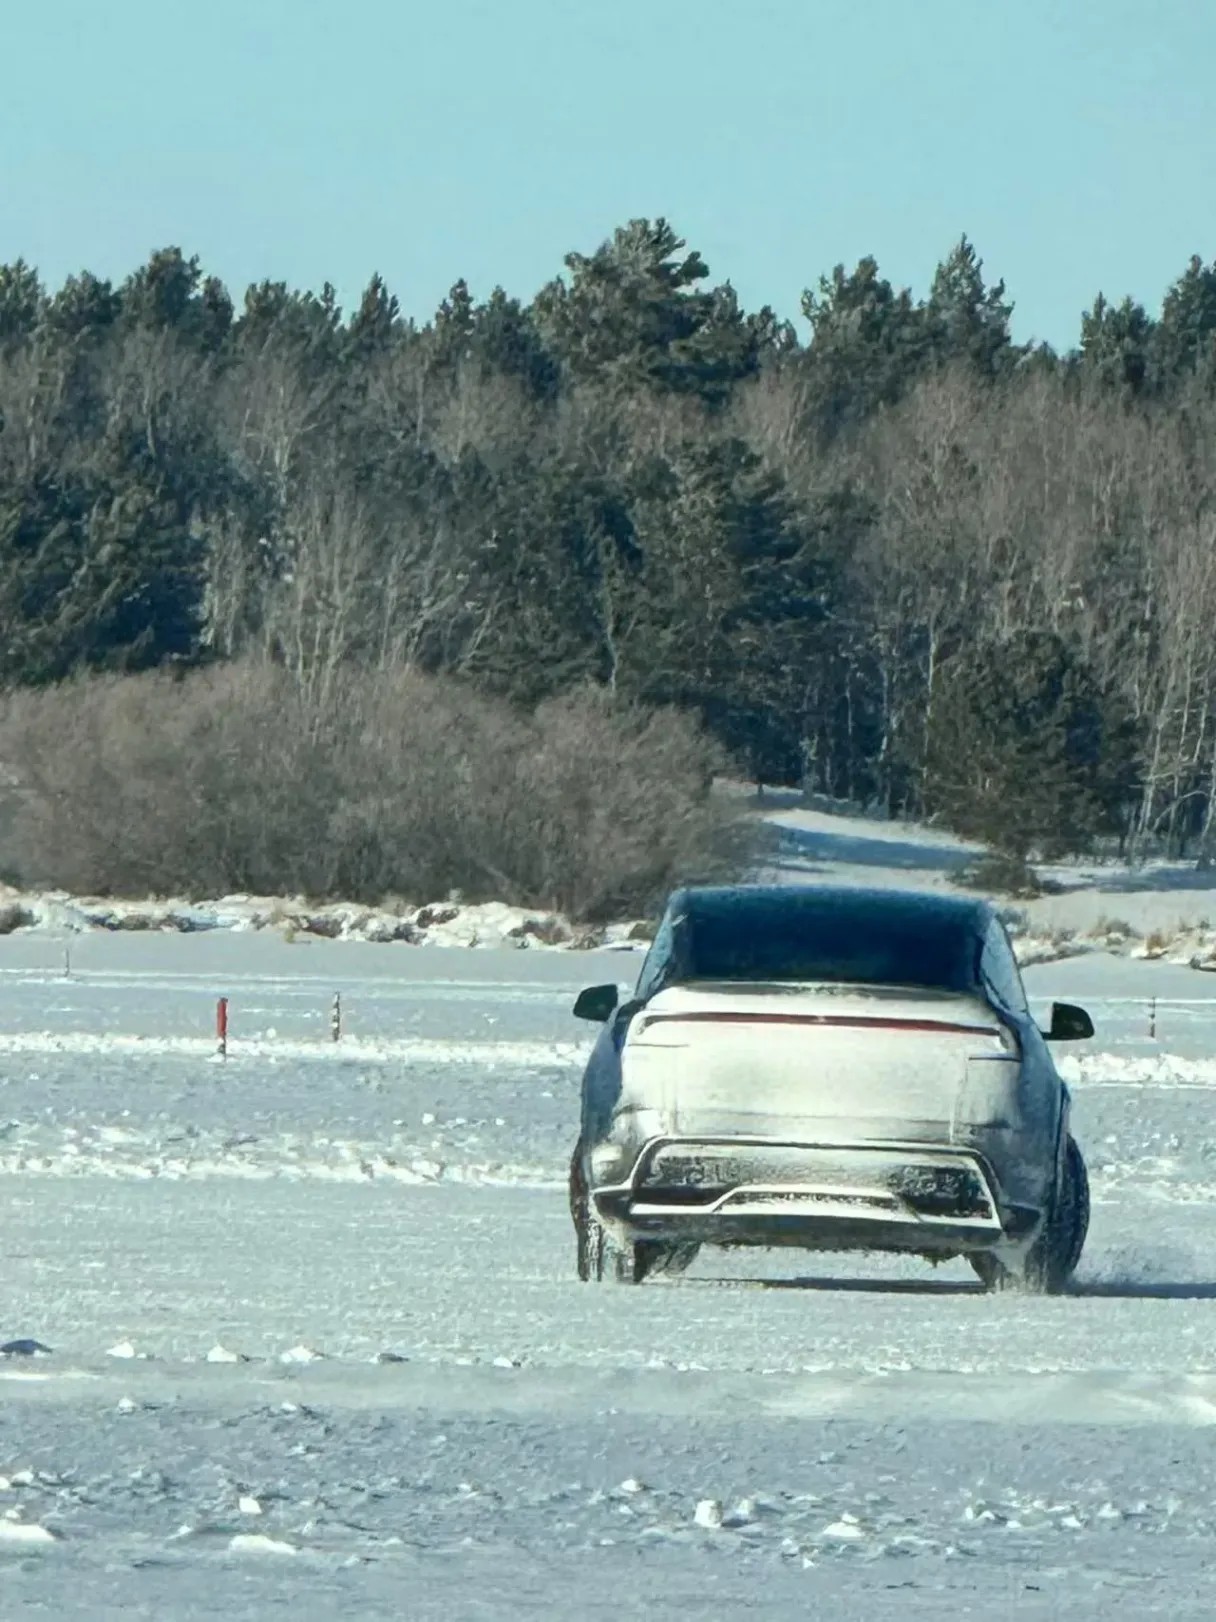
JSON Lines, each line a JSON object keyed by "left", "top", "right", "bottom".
{"left": 228, "top": 1532, "right": 297, "bottom": 1556}
{"left": 822, "top": 1516, "right": 865, "bottom": 1541}
{"left": 0, "top": 1520, "right": 58, "bottom": 1546}
{"left": 206, "top": 1344, "right": 246, "bottom": 1364}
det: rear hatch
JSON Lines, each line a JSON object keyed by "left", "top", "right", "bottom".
{"left": 619, "top": 981, "right": 1011, "bottom": 1144}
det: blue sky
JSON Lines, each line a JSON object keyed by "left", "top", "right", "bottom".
{"left": 5, "top": 0, "right": 1213, "bottom": 349}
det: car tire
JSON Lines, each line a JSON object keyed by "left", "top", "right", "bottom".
{"left": 971, "top": 1135, "right": 1088, "bottom": 1296}
{"left": 570, "top": 1141, "right": 699, "bottom": 1284}
{"left": 968, "top": 1250, "right": 1006, "bottom": 1291}
{"left": 1057, "top": 1135, "right": 1090, "bottom": 1278}
{"left": 576, "top": 1207, "right": 640, "bottom": 1282}
{"left": 634, "top": 1239, "right": 701, "bottom": 1282}
{"left": 571, "top": 1155, "right": 637, "bottom": 1283}
{"left": 578, "top": 1213, "right": 698, "bottom": 1284}
{"left": 570, "top": 1142, "right": 607, "bottom": 1281}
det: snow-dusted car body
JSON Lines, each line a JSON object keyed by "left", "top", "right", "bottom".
{"left": 570, "top": 885, "right": 1092, "bottom": 1292}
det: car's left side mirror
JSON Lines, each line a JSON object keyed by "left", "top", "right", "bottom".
{"left": 1045, "top": 1001, "right": 1094, "bottom": 1042}
{"left": 573, "top": 984, "right": 619, "bottom": 1023}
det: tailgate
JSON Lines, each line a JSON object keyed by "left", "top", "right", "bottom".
{"left": 618, "top": 982, "right": 1010, "bottom": 1142}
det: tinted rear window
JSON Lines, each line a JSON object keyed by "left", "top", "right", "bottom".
{"left": 682, "top": 895, "right": 979, "bottom": 992}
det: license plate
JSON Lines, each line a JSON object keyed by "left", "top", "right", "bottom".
{"left": 652, "top": 1155, "right": 747, "bottom": 1188}
{"left": 649, "top": 1153, "right": 797, "bottom": 1189}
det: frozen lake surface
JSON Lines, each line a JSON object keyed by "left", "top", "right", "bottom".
{"left": 2, "top": 929, "right": 1216, "bottom": 1617}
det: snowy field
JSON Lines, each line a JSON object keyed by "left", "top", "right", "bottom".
{"left": 4, "top": 826, "right": 1216, "bottom": 1615}
{"left": 764, "top": 797, "right": 1216, "bottom": 923}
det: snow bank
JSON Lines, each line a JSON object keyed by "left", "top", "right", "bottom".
{"left": 0, "top": 1030, "right": 590, "bottom": 1068}
{"left": 1058, "top": 1051, "right": 1216, "bottom": 1089}
{"left": 1003, "top": 914, "right": 1216, "bottom": 973}
{"left": 0, "top": 885, "right": 652, "bottom": 954}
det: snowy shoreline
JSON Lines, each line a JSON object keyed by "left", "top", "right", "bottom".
{"left": 0, "top": 888, "right": 652, "bottom": 952}
{"left": 4, "top": 882, "right": 1216, "bottom": 972}
{"left": 5, "top": 801, "right": 1216, "bottom": 967}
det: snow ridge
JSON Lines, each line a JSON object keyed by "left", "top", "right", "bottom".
{"left": 0, "top": 888, "right": 651, "bottom": 952}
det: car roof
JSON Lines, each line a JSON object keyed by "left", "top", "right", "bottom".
{"left": 667, "top": 883, "right": 994, "bottom": 936}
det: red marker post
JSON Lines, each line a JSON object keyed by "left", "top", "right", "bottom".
{"left": 216, "top": 996, "right": 229, "bottom": 1060}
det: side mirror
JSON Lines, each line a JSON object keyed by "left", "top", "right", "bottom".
{"left": 573, "top": 984, "right": 619, "bottom": 1023}
{"left": 1045, "top": 1001, "right": 1094, "bottom": 1042}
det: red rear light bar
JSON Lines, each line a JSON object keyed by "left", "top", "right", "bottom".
{"left": 636, "top": 1011, "right": 1000, "bottom": 1037}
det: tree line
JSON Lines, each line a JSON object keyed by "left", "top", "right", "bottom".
{"left": 3, "top": 221, "right": 1216, "bottom": 870}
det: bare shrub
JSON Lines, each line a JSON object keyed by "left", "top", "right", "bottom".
{"left": 1087, "top": 915, "right": 1139, "bottom": 942}
{"left": 956, "top": 853, "right": 1046, "bottom": 899}
{"left": 0, "top": 902, "right": 33, "bottom": 934}
{"left": 480, "top": 686, "right": 742, "bottom": 921}
{"left": 0, "top": 665, "right": 742, "bottom": 920}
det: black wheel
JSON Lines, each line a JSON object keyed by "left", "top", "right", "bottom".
{"left": 1058, "top": 1136, "right": 1090, "bottom": 1277}
{"left": 969, "top": 1250, "right": 1006, "bottom": 1291}
{"left": 576, "top": 1205, "right": 640, "bottom": 1282}
{"left": 570, "top": 1142, "right": 601, "bottom": 1281}
{"left": 633, "top": 1239, "right": 701, "bottom": 1282}
{"left": 571, "top": 1151, "right": 636, "bottom": 1282}
{"left": 575, "top": 1197, "right": 602, "bottom": 1281}
{"left": 1024, "top": 1134, "right": 1088, "bottom": 1294}
{"left": 971, "top": 1135, "right": 1088, "bottom": 1296}
{"left": 570, "top": 1140, "right": 699, "bottom": 1284}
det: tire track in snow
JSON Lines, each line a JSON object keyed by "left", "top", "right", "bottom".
{"left": 0, "top": 1030, "right": 591, "bottom": 1067}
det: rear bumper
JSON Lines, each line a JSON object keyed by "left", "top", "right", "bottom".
{"left": 590, "top": 1135, "right": 1042, "bottom": 1257}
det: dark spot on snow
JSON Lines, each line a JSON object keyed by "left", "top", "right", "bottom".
{"left": 415, "top": 904, "right": 460, "bottom": 930}
{"left": 1, "top": 1338, "right": 53, "bottom": 1357}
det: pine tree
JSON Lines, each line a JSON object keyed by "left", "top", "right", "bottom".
{"left": 534, "top": 218, "right": 759, "bottom": 403}
{"left": 1078, "top": 292, "right": 1156, "bottom": 392}
{"left": 924, "top": 630, "right": 1137, "bottom": 859}
{"left": 800, "top": 256, "right": 928, "bottom": 434}
{"left": 925, "top": 236, "right": 1016, "bottom": 376}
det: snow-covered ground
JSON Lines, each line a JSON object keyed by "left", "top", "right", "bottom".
{"left": 761, "top": 801, "right": 1216, "bottom": 968}
{"left": 0, "top": 886, "right": 650, "bottom": 953}
{"left": 3, "top": 818, "right": 1216, "bottom": 1616}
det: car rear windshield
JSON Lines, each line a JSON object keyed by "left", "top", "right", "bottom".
{"left": 682, "top": 895, "right": 979, "bottom": 993}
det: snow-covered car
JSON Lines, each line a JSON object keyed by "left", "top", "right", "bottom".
{"left": 569, "top": 884, "right": 1092, "bottom": 1293}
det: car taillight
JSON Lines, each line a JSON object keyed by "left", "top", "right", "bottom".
{"left": 590, "top": 1142, "right": 633, "bottom": 1184}
{"left": 995, "top": 1021, "right": 1022, "bottom": 1057}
